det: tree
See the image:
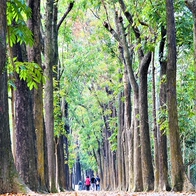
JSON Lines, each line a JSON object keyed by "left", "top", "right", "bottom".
{"left": 43, "top": 0, "right": 74, "bottom": 191}
{"left": 12, "top": 43, "right": 38, "bottom": 191}
{"left": 26, "top": 0, "right": 47, "bottom": 191}
{"left": 7, "top": 0, "right": 39, "bottom": 190}
{"left": 0, "top": 0, "right": 28, "bottom": 193}
{"left": 44, "top": 0, "right": 56, "bottom": 192}
{"left": 158, "top": 26, "right": 170, "bottom": 191}
{"left": 166, "top": 0, "right": 194, "bottom": 191}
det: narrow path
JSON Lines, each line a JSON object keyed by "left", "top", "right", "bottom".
{"left": 26, "top": 190, "right": 196, "bottom": 196}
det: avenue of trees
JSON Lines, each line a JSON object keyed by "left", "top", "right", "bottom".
{"left": 0, "top": 0, "right": 195, "bottom": 194}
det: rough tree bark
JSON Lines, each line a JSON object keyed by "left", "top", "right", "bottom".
{"left": 0, "top": 70, "right": 28, "bottom": 194}
{"left": 12, "top": 43, "right": 38, "bottom": 191}
{"left": 166, "top": 0, "right": 194, "bottom": 191}
{"left": 0, "top": 1, "right": 28, "bottom": 193}
{"left": 26, "top": 0, "right": 47, "bottom": 191}
{"left": 139, "top": 52, "right": 154, "bottom": 191}
{"left": 158, "top": 26, "right": 170, "bottom": 191}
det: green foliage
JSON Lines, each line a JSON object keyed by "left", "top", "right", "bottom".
{"left": 7, "top": 0, "right": 33, "bottom": 46}
{"left": 57, "top": 0, "right": 196, "bottom": 186}
{"left": 175, "top": 6, "right": 193, "bottom": 47}
{"left": 177, "top": 58, "right": 195, "bottom": 171}
{"left": 57, "top": 5, "right": 122, "bottom": 171}
{"left": 8, "top": 58, "right": 45, "bottom": 90}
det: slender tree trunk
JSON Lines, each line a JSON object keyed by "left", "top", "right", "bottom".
{"left": 152, "top": 51, "right": 159, "bottom": 191}
{"left": 0, "top": 0, "right": 6, "bottom": 75}
{"left": 158, "top": 26, "right": 170, "bottom": 191}
{"left": 123, "top": 69, "right": 133, "bottom": 191}
{"left": 139, "top": 52, "right": 154, "bottom": 191}
{"left": 117, "top": 91, "right": 124, "bottom": 190}
{"left": 52, "top": 2, "right": 74, "bottom": 190}
{"left": 57, "top": 136, "right": 67, "bottom": 190}
{"left": 118, "top": 16, "right": 143, "bottom": 192}
{"left": 166, "top": 0, "right": 192, "bottom": 191}
{"left": 62, "top": 98, "right": 70, "bottom": 189}
{"left": 44, "top": 0, "right": 56, "bottom": 192}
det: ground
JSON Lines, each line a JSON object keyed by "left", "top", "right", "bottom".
{"left": 1, "top": 191, "right": 196, "bottom": 196}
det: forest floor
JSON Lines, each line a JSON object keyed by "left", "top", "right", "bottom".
{"left": 2, "top": 190, "right": 195, "bottom": 196}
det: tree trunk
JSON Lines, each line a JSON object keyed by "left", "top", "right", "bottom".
{"left": 166, "top": 0, "right": 194, "bottom": 191}
{"left": 26, "top": 0, "right": 47, "bottom": 191}
{"left": 139, "top": 52, "right": 154, "bottom": 191}
{"left": 75, "top": 156, "right": 82, "bottom": 184}
{"left": 117, "top": 91, "right": 124, "bottom": 190}
{"left": 12, "top": 43, "right": 38, "bottom": 191}
{"left": 118, "top": 16, "right": 143, "bottom": 192}
{"left": 0, "top": 1, "right": 6, "bottom": 75}
{"left": 62, "top": 98, "right": 70, "bottom": 189}
{"left": 0, "top": 64, "right": 28, "bottom": 193}
{"left": 158, "top": 26, "right": 170, "bottom": 191}
{"left": 123, "top": 69, "right": 133, "bottom": 191}
{"left": 57, "top": 136, "right": 67, "bottom": 190}
{"left": 44, "top": 0, "right": 56, "bottom": 192}
{"left": 152, "top": 51, "right": 159, "bottom": 191}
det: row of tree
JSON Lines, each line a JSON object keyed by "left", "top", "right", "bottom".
{"left": 0, "top": 0, "right": 195, "bottom": 194}
{"left": 66, "top": 0, "right": 195, "bottom": 192}
{"left": 0, "top": 0, "right": 74, "bottom": 193}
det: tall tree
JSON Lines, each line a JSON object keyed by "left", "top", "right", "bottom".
{"left": 55, "top": 2, "right": 74, "bottom": 190}
{"left": 44, "top": 0, "right": 74, "bottom": 191}
{"left": 6, "top": 0, "right": 38, "bottom": 191}
{"left": 166, "top": 0, "right": 194, "bottom": 191}
{"left": 27, "top": 0, "right": 47, "bottom": 191}
{"left": 12, "top": 42, "right": 38, "bottom": 191}
{"left": 44, "top": 0, "right": 56, "bottom": 192}
{"left": 158, "top": 26, "right": 170, "bottom": 191}
{"left": 0, "top": 0, "right": 27, "bottom": 193}
{"left": 118, "top": 0, "right": 154, "bottom": 190}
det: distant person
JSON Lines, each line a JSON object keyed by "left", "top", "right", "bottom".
{"left": 91, "top": 175, "right": 96, "bottom": 191}
{"left": 78, "top": 180, "right": 82, "bottom": 190}
{"left": 85, "top": 176, "right": 91, "bottom": 191}
{"left": 96, "top": 175, "right": 100, "bottom": 190}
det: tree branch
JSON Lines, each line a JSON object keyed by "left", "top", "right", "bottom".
{"left": 118, "top": 0, "right": 141, "bottom": 39}
{"left": 103, "top": 21, "right": 120, "bottom": 42}
{"left": 57, "top": 2, "right": 74, "bottom": 31}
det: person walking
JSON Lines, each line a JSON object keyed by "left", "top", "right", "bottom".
{"left": 91, "top": 175, "right": 96, "bottom": 191}
{"left": 85, "top": 176, "right": 91, "bottom": 191}
{"left": 95, "top": 175, "right": 100, "bottom": 190}
{"left": 78, "top": 180, "right": 82, "bottom": 190}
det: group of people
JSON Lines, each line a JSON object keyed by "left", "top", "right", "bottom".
{"left": 78, "top": 175, "right": 100, "bottom": 191}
